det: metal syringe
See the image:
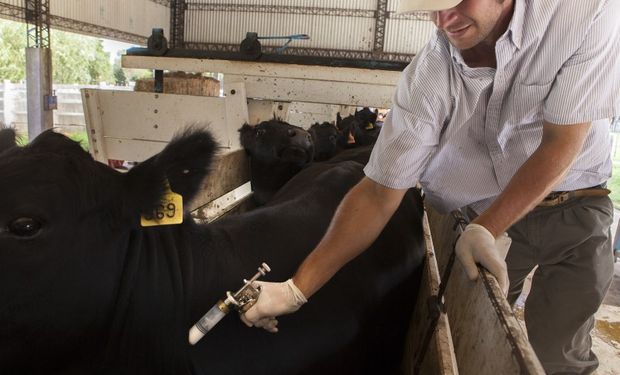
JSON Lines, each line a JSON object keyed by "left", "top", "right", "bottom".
{"left": 188, "top": 262, "right": 271, "bottom": 345}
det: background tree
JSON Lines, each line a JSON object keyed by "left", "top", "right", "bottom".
{"left": 0, "top": 19, "right": 114, "bottom": 84}
{"left": 0, "top": 21, "right": 27, "bottom": 82}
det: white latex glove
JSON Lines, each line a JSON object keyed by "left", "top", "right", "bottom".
{"left": 240, "top": 279, "right": 307, "bottom": 333}
{"left": 455, "top": 223, "right": 512, "bottom": 295}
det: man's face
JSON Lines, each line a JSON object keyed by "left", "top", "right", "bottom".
{"left": 431, "top": 0, "right": 510, "bottom": 50}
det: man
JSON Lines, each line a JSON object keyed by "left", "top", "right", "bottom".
{"left": 241, "top": 0, "right": 620, "bottom": 373}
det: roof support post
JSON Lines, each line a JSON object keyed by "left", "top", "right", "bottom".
{"left": 25, "top": 0, "right": 53, "bottom": 139}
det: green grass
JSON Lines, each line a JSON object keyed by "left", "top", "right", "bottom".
{"left": 67, "top": 131, "right": 89, "bottom": 151}
{"left": 14, "top": 129, "right": 89, "bottom": 151}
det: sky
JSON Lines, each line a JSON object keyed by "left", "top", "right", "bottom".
{"left": 102, "top": 39, "right": 139, "bottom": 64}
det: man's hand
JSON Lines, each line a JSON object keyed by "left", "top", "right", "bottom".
{"left": 455, "top": 223, "right": 511, "bottom": 295}
{"left": 240, "top": 279, "right": 307, "bottom": 333}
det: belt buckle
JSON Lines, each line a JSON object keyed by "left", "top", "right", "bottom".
{"left": 539, "top": 191, "right": 569, "bottom": 207}
{"left": 557, "top": 192, "right": 570, "bottom": 204}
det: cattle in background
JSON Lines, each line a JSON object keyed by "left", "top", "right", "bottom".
{"left": 239, "top": 119, "right": 314, "bottom": 205}
{"left": 0, "top": 128, "right": 426, "bottom": 375}
{"left": 308, "top": 121, "right": 341, "bottom": 161}
{"left": 336, "top": 109, "right": 381, "bottom": 148}
{"left": 354, "top": 107, "right": 379, "bottom": 129}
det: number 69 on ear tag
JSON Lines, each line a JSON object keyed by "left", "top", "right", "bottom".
{"left": 140, "top": 182, "right": 184, "bottom": 227}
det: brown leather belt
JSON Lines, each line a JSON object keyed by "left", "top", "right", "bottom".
{"left": 537, "top": 186, "right": 611, "bottom": 207}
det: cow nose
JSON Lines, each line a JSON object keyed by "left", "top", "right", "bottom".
{"left": 287, "top": 129, "right": 296, "bottom": 137}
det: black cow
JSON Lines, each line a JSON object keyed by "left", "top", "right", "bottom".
{"left": 308, "top": 121, "right": 341, "bottom": 161}
{"left": 337, "top": 111, "right": 381, "bottom": 147}
{"left": 0, "top": 128, "right": 425, "bottom": 375}
{"left": 354, "top": 107, "right": 379, "bottom": 129}
{"left": 239, "top": 120, "right": 314, "bottom": 205}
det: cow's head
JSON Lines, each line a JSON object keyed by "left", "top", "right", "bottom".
{"left": 239, "top": 119, "right": 314, "bottom": 166}
{"left": 0, "top": 128, "right": 217, "bottom": 369}
{"left": 354, "top": 107, "right": 378, "bottom": 130}
{"left": 336, "top": 112, "right": 380, "bottom": 147}
{"left": 336, "top": 113, "right": 362, "bottom": 147}
{"left": 308, "top": 122, "right": 340, "bottom": 161}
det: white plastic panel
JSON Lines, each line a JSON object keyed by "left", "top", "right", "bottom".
{"left": 81, "top": 88, "right": 249, "bottom": 162}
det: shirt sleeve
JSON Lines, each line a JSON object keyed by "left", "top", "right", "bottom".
{"left": 544, "top": 0, "right": 620, "bottom": 124}
{"left": 364, "top": 46, "right": 450, "bottom": 189}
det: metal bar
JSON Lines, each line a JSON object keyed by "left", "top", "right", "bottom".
{"left": 0, "top": 3, "right": 24, "bottom": 21}
{"left": 180, "top": 42, "right": 414, "bottom": 65}
{"left": 25, "top": 0, "right": 49, "bottom": 49}
{"left": 373, "top": 0, "right": 388, "bottom": 54}
{"left": 154, "top": 70, "right": 164, "bottom": 93}
{"left": 186, "top": 3, "right": 375, "bottom": 18}
{"left": 49, "top": 15, "right": 147, "bottom": 45}
{"left": 170, "top": 0, "right": 185, "bottom": 49}
{"left": 0, "top": 4, "right": 147, "bottom": 45}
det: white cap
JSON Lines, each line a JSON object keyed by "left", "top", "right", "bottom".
{"left": 397, "top": 0, "right": 462, "bottom": 13}
{"left": 189, "top": 325, "right": 205, "bottom": 345}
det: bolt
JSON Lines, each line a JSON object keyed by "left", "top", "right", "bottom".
{"left": 154, "top": 109, "right": 158, "bottom": 114}
{"left": 278, "top": 105, "right": 283, "bottom": 110}
{"left": 230, "top": 89, "right": 236, "bottom": 95}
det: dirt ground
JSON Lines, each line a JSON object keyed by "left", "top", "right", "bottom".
{"left": 513, "top": 212, "right": 620, "bottom": 374}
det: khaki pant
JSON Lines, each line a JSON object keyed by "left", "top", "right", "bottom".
{"left": 504, "top": 195, "right": 614, "bottom": 374}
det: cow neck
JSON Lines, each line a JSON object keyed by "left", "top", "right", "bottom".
{"left": 249, "top": 158, "right": 304, "bottom": 204}
{"left": 101, "top": 225, "right": 193, "bottom": 374}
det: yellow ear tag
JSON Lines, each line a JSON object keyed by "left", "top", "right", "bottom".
{"left": 140, "top": 181, "right": 184, "bottom": 227}
{"left": 365, "top": 122, "right": 374, "bottom": 130}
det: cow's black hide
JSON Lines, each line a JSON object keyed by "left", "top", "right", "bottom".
{"left": 354, "top": 107, "right": 379, "bottom": 129}
{"left": 308, "top": 122, "right": 341, "bottom": 161}
{"left": 239, "top": 120, "right": 314, "bottom": 205}
{"left": 337, "top": 111, "right": 381, "bottom": 148}
{"left": 0, "top": 129, "right": 425, "bottom": 375}
{"left": 0, "top": 127, "right": 17, "bottom": 154}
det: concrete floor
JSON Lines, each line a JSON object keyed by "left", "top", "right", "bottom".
{"left": 513, "top": 211, "right": 620, "bottom": 374}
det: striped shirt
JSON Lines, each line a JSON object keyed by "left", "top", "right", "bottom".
{"left": 364, "top": 0, "right": 620, "bottom": 214}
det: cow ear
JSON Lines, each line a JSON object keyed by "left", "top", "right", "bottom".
{"left": 337, "top": 112, "right": 342, "bottom": 123}
{"left": 238, "top": 123, "right": 256, "bottom": 153}
{"left": 125, "top": 128, "right": 218, "bottom": 214}
{"left": 0, "top": 128, "right": 17, "bottom": 154}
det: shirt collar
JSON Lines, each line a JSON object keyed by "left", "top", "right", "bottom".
{"left": 507, "top": 0, "right": 525, "bottom": 49}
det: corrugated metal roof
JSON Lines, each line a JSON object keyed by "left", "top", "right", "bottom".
{"left": 50, "top": 0, "right": 168, "bottom": 39}
{"left": 384, "top": 18, "right": 435, "bottom": 54}
{"left": 0, "top": 0, "right": 437, "bottom": 61}
{"left": 185, "top": 11, "right": 376, "bottom": 51}
{"left": 183, "top": 1, "right": 436, "bottom": 59}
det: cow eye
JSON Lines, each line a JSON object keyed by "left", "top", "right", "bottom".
{"left": 256, "top": 128, "right": 266, "bottom": 137}
{"left": 7, "top": 217, "right": 42, "bottom": 237}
